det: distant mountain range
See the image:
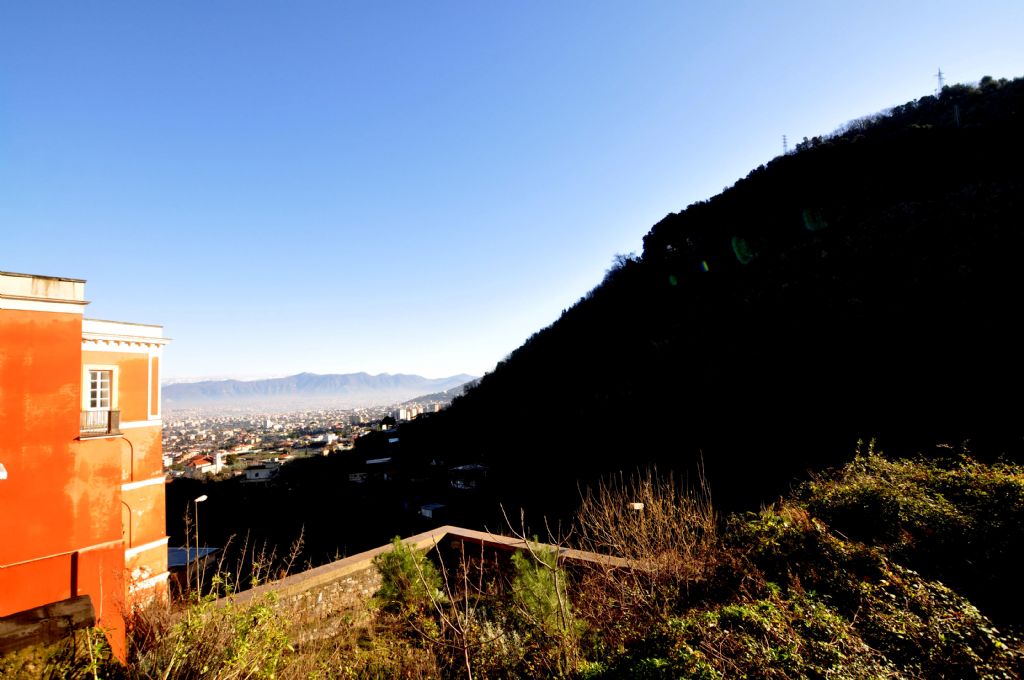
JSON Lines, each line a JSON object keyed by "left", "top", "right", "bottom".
{"left": 162, "top": 372, "right": 477, "bottom": 412}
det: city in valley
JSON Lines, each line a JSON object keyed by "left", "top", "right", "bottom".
{"left": 163, "top": 401, "right": 447, "bottom": 483}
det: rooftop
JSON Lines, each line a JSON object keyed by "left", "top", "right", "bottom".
{"left": 167, "top": 547, "right": 219, "bottom": 568}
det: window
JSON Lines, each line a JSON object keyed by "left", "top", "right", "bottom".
{"left": 81, "top": 365, "right": 119, "bottom": 436}
{"left": 88, "top": 369, "right": 112, "bottom": 409}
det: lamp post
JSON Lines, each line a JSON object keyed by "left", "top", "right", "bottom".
{"left": 193, "top": 494, "right": 208, "bottom": 594}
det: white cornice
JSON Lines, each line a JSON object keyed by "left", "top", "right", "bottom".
{"left": 120, "top": 419, "right": 162, "bottom": 430}
{"left": 84, "top": 318, "right": 162, "bottom": 336}
{"left": 83, "top": 332, "right": 169, "bottom": 345}
{"left": 83, "top": 318, "right": 169, "bottom": 349}
{"left": 1, "top": 272, "right": 87, "bottom": 314}
{"left": 0, "top": 296, "right": 87, "bottom": 315}
{"left": 122, "top": 476, "right": 166, "bottom": 492}
{"left": 82, "top": 336, "right": 169, "bottom": 352}
{"left": 125, "top": 536, "right": 169, "bottom": 559}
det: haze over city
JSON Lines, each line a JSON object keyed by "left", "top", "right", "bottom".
{"left": 2, "top": 2, "right": 1022, "bottom": 381}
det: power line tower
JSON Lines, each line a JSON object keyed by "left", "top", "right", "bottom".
{"left": 782, "top": 134, "right": 788, "bottom": 155}
{"left": 936, "top": 68, "right": 945, "bottom": 95}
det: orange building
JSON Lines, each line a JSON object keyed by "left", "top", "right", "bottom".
{"left": 0, "top": 271, "right": 169, "bottom": 659}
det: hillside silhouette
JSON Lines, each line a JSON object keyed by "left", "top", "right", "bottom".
{"left": 368, "top": 76, "right": 1024, "bottom": 518}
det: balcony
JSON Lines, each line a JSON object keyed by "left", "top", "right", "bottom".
{"left": 80, "top": 410, "right": 121, "bottom": 437}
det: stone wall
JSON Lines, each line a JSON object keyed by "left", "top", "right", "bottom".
{"left": 217, "top": 526, "right": 455, "bottom": 640}
{"left": 215, "top": 524, "right": 631, "bottom": 641}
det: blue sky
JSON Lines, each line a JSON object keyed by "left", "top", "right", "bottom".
{"left": 2, "top": 2, "right": 1022, "bottom": 380}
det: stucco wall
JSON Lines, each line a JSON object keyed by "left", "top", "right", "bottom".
{"left": 0, "top": 308, "right": 127, "bottom": 659}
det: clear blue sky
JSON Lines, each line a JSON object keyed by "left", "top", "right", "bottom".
{"left": 2, "top": 2, "right": 1022, "bottom": 380}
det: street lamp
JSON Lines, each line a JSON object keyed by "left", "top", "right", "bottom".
{"left": 193, "top": 495, "right": 208, "bottom": 594}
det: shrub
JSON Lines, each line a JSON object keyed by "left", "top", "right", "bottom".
{"left": 510, "top": 546, "right": 573, "bottom": 636}
{"left": 372, "top": 536, "right": 445, "bottom": 617}
{"left": 798, "top": 445, "right": 1024, "bottom": 626}
{"left": 0, "top": 627, "right": 118, "bottom": 680}
{"left": 728, "top": 503, "right": 1024, "bottom": 678}
{"left": 131, "top": 592, "right": 290, "bottom": 679}
{"left": 583, "top": 461, "right": 1024, "bottom": 679}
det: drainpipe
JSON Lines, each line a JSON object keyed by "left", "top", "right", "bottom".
{"left": 121, "top": 501, "right": 133, "bottom": 548}
{"left": 118, "top": 435, "right": 136, "bottom": 482}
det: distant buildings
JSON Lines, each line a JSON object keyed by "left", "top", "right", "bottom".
{"left": 0, "top": 271, "right": 169, "bottom": 660}
{"left": 243, "top": 460, "right": 280, "bottom": 483}
{"left": 184, "top": 451, "right": 227, "bottom": 478}
{"left": 393, "top": 403, "right": 442, "bottom": 422}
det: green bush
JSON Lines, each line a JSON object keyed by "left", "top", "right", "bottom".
{"left": 507, "top": 544, "right": 583, "bottom": 678}
{"left": 726, "top": 503, "right": 1024, "bottom": 678}
{"left": 798, "top": 446, "right": 1024, "bottom": 627}
{"left": 134, "top": 592, "right": 291, "bottom": 679}
{"left": 372, "top": 536, "right": 445, "bottom": 616}
{"left": 589, "top": 457, "right": 1024, "bottom": 679}
{"left": 0, "top": 627, "right": 118, "bottom": 680}
{"left": 511, "top": 546, "right": 573, "bottom": 636}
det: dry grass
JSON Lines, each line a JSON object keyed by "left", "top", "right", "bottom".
{"left": 576, "top": 466, "right": 717, "bottom": 568}
{"left": 573, "top": 466, "right": 719, "bottom": 641}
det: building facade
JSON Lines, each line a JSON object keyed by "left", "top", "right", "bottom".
{"left": 0, "top": 271, "right": 169, "bottom": 659}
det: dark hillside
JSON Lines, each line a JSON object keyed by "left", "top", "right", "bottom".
{"left": 370, "top": 77, "right": 1024, "bottom": 519}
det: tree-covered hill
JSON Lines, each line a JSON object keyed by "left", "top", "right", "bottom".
{"left": 369, "top": 76, "right": 1024, "bottom": 519}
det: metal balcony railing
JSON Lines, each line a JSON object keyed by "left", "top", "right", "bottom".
{"left": 80, "top": 410, "right": 120, "bottom": 437}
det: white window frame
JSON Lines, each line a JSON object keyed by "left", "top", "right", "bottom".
{"left": 82, "top": 364, "right": 119, "bottom": 411}
{"left": 89, "top": 370, "right": 111, "bottom": 409}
